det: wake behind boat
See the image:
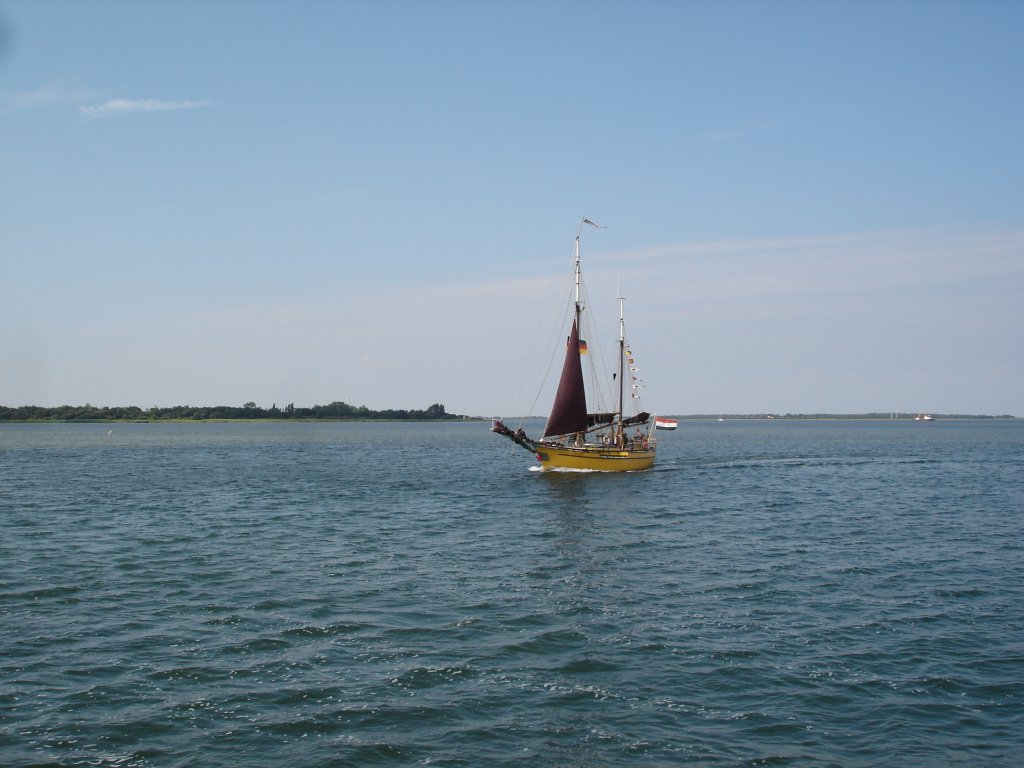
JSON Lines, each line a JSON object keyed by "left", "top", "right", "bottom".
{"left": 492, "top": 219, "right": 657, "bottom": 472}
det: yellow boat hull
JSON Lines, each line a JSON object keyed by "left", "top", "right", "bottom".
{"left": 535, "top": 444, "right": 656, "bottom": 472}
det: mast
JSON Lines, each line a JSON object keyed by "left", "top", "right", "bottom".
{"left": 573, "top": 227, "right": 583, "bottom": 330}
{"left": 617, "top": 296, "right": 625, "bottom": 442}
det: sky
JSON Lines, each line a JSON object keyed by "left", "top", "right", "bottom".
{"left": 1, "top": 0, "right": 1022, "bottom": 417}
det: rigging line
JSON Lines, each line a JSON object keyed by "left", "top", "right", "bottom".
{"left": 499, "top": 270, "right": 565, "bottom": 420}
{"left": 583, "top": 273, "right": 621, "bottom": 409}
{"left": 511, "top": 268, "right": 576, "bottom": 427}
{"left": 577, "top": 275, "right": 611, "bottom": 414}
{"left": 508, "top": 221, "right": 605, "bottom": 425}
{"left": 525, "top": 301, "right": 570, "bottom": 426}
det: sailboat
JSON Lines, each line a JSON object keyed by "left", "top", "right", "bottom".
{"left": 492, "top": 219, "right": 657, "bottom": 471}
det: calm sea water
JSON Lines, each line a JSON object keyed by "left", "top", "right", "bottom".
{"left": 1, "top": 419, "right": 1022, "bottom": 767}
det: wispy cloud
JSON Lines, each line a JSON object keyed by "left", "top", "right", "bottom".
{"left": 0, "top": 85, "right": 213, "bottom": 119}
{"left": 0, "top": 83, "right": 96, "bottom": 113}
{"left": 78, "top": 98, "right": 213, "bottom": 119}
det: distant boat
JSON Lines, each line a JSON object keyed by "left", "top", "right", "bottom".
{"left": 655, "top": 417, "right": 677, "bottom": 430}
{"left": 915, "top": 413, "right": 935, "bottom": 421}
{"left": 492, "top": 219, "right": 657, "bottom": 471}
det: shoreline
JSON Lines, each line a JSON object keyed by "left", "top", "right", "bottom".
{"left": 0, "top": 417, "right": 485, "bottom": 424}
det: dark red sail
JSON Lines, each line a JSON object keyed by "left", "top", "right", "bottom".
{"left": 544, "top": 318, "right": 588, "bottom": 437}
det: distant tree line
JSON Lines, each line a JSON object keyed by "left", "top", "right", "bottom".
{"left": 0, "top": 402, "right": 464, "bottom": 422}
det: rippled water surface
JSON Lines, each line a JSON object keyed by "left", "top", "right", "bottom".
{"left": 2, "top": 420, "right": 1022, "bottom": 766}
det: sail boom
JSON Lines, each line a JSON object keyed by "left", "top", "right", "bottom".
{"left": 622, "top": 412, "right": 650, "bottom": 427}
